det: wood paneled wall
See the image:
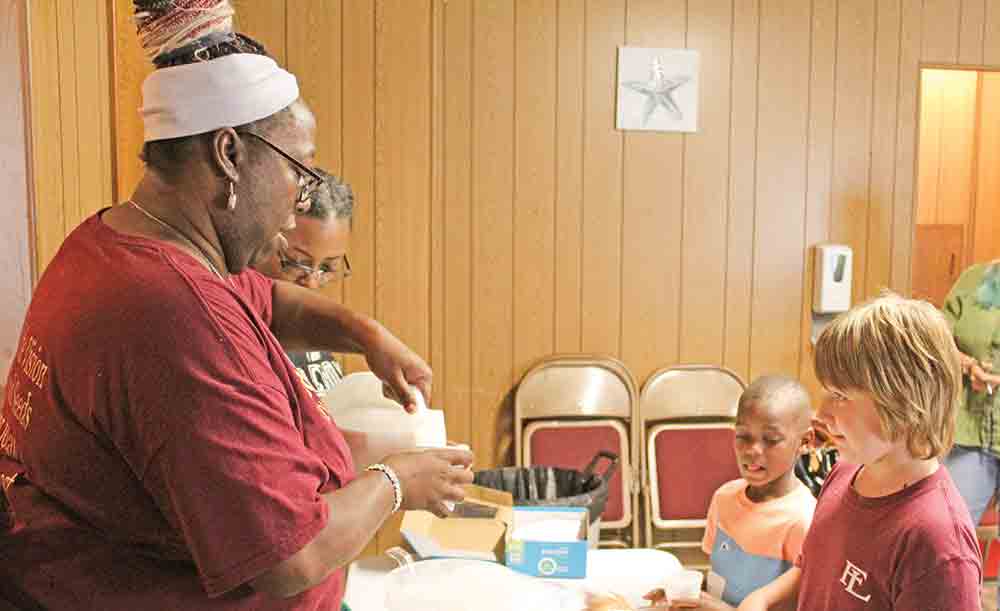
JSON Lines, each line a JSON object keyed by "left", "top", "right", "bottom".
{"left": 917, "top": 68, "right": 1000, "bottom": 269}
{"left": 975, "top": 72, "right": 1000, "bottom": 263}
{"left": 917, "top": 68, "right": 980, "bottom": 270}
{"left": 26, "top": 0, "right": 114, "bottom": 275}
{"left": 0, "top": 0, "right": 33, "bottom": 379}
{"left": 104, "top": 0, "right": 1000, "bottom": 468}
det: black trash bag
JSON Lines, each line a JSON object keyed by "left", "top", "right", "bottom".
{"left": 473, "top": 451, "right": 618, "bottom": 525}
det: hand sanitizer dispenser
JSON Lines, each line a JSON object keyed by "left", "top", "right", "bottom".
{"left": 813, "top": 244, "right": 852, "bottom": 314}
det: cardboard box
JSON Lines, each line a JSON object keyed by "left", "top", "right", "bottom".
{"left": 505, "top": 506, "right": 589, "bottom": 579}
{"left": 399, "top": 484, "right": 513, "bottom": 562}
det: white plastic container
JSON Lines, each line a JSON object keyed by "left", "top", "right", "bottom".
{"left": 322, "top": 372, "right": 448, "bottom": 471}
{"left": 383, "top": 558, "right": 578, "bottom": 611}
{"left": 582, "top": 548, "right": 683, "bottom": 609}
{"left": 664, "top": 569, "right": 704, "bottom": 602}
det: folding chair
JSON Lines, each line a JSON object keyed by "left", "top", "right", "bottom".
{"left": 639, "top": 365, "right": 745, "bottom": 565}
{"left": 515, "top": 354, "right": 639, "bottom": 548}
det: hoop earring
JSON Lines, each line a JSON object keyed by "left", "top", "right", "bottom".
{"left": 227, "top": 180, "right": 237, "bottom": 210}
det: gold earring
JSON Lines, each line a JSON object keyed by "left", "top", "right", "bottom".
{"left": 227, "top": 180, "right": 237, "bottom": 210}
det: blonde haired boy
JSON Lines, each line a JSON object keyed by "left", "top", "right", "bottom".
{"left": 739, "top": 294, "right": 982, "bottom": 611}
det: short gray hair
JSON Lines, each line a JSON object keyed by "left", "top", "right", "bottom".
{"left": 302, "top": 168, "right": 354, "bottom": 223}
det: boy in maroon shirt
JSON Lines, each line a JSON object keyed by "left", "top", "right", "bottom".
{"left": 739, "top": 295, "right": 982, "bottom": 611}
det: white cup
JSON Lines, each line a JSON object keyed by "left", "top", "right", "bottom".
{"left": 664, "top": 569, "right": 703, "bottom": 601}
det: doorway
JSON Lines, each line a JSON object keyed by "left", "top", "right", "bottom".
{"left": 913, "top": 67, "right": 1000, "bottom": 307}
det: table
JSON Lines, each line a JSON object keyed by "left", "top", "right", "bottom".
{"left": 344, "top": 548, "right": 681, "bottom": 611}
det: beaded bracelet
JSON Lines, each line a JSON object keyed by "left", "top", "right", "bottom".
{"left": 366, "top": 463, "right": 403, "bottom": 513}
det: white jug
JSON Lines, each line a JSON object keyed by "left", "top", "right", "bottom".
{"left": 322, "top": 372, "right": 448, "bottom": 471}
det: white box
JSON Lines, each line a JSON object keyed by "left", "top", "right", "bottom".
{"left": 813, "top": 244, "right": 852, "bottom": 314}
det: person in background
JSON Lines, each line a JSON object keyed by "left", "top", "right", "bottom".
{"left": 642, "top": 375, "right": 816, "bottom": 610}
{"left": 738, "top": 295, "right": 981, "bottom": 611}
{"left": 255, "top": 168, "right": 353, "bottom": 400}
{"left": 940, "top": 262, "right": 1000, "bottom": 541}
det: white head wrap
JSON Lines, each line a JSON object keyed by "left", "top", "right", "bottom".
{"left": 140, "top": 53, "right": 299, "bottom": 142}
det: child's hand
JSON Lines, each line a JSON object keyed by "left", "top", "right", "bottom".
{"left": 640, "top": 588, "right": 711, "bottom": 609}
{"left": 689, "top": 592, "right": 735, "bottom": 610}
{"left": 735, "top": 591, "right": 769, "bottom": 611}
{"left": 583, "top": 591, "right": 633, "bottom": 611}
{"left": 643, "top": 588, "right": 667, "bottom": 604}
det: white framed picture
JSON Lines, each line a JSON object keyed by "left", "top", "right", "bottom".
{"left": 616, "top": 47, "right": 700, "bottom": 133}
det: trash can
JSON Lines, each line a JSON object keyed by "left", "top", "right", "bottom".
{"left": 473, "top": 451, "right": 618, "bottom": 548}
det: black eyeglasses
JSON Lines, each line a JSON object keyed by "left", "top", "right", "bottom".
{"left": 237, "top": 130, "right": 323, "bottom": 212}
{"left": 278, "top": 250, "right": 352, "bottom": 286}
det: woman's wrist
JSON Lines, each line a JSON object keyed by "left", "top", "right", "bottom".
{"left": 366, "top": 463, "right": 403, "bottom": 513}
{"left": 958, "top": 352, "right": 974, "bottom": 375}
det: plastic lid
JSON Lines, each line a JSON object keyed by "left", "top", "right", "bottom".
{"left": 323, "top": 372, "right": 447, "bottom": 444}
{"left": 384, "top": 559, "right": 577, "bottom": 611}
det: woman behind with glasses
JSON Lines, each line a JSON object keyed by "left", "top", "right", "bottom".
{"left": 256, "top": 168, "right": 353, "bottom": 400}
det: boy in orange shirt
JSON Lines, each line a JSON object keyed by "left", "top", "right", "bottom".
{"left": 588, "top": 376, "right": 816, "bottom": 611}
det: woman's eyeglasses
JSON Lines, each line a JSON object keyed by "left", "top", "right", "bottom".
{"left": 278, "top": 251, "right": 352, "bottom": 285}
{"left": 237, "top": 131, "right": 323, "bottom": 212}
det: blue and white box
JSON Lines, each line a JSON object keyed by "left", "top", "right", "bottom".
{"left": 505, "top": 506, "right": 588, "bottom": 579}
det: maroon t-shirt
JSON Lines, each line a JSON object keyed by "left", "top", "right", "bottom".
{"left": 0, "top": 212, "right": 355, "bottom": 609}
{"left": 797, "top": 462, "right": 981, "bottom": 610}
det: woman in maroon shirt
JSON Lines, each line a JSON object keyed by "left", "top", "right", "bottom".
{"left": 0, "top": 2, "right": 471, "bottom": 609}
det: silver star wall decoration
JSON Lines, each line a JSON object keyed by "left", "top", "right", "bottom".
{"left": 616, "top": 48, "right": 700, "bottom": 133}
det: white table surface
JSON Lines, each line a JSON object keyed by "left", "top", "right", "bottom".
{"left": 344, "top": 548, "right": 681, "bottom": 611}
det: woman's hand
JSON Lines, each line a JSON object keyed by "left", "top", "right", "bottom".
{"left": 361, "top": 323, "right": 433, "bottom": 413}
{"left": 383, "top": 447, "right": 474, "bottom": 516}
{"left": 968, "top": 363, "right": 1000, "bottom": 394}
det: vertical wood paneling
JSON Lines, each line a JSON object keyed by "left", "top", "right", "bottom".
{"left": 830, "top": 0, "right": 875, "bottom": 305}
{"left": 97, "top": 0, "right": 114, "bottom": 208}
{"left": 513, "top": 0, "right": 556, "bottom": 379}
{"left": 0, "top": 0, "right": 34, "bottom": 377}
{"left": 937, "top": 70, "right": 978, "bottom": 270}
{"left": 975, "top": 73, "right": 1000, "bottom": 263}
{"left": 373, "top": 0, "right": 432, "bottom": 358}
{"left": 231, "top": 0, "right": 286, "bottom": 64}
{"left": 922, "top": 0, "right": 961, "bottom": 64}
{"left": 680, "top": 0, "right": 732, "bottom": 366}
{"left": 56, "top": 0, "right": 81, "bottom": 237}
{"left": 288, "top": 1, "right": 343, "bottom": 304}
{"left": 916, "top": 69, "right": 978, "bottom": 269}
{"left": 960, "top": 0, "right": 986, "bottom": 65}
{"left": 74, "top": 1, "right": 112, "bottom": 221}
{"left": 470, "top": 0, "right": 515, "bottom": 465}
{"left": 29, "top": 1, "right": 67, "bottom": 273}
{"left": 553, "top": 0, "right": 585, "bottom": 353}
{"left": 985, "top": 0, "right": 1000, "bottom": 64}
{"left": 113, "top": 0, "right": 152, "bottom": 201}
{"left": 724, "top": 0, "right": 759, "bottom": 382}
{"left": 429, "top": 0, "right": 445, "bottom": 399}
{"left": 798, "top": 0, "right": 837, "bottom": 389}
{"left": 889, "top": 0, "right": 922, "bottom": 293}
{"left": 26, "top": 1, "right": 113, "bottom": 275}
{"left": 620, "top": 0, "right": 684, "bottom": 384}
{"left": 441, "top": 0, "right": 473, "bottom": 447}
{"left": 580, "top": 0, "right": 624, "bottom": 356}
{"left": 916, "top": 71, "right": 942, "bottom": 224}
{"left": 342, "top": 0, "right": 377, "bottom": 375}
{"left": 866, "top": 0, "right": 901, "bottom": 296}
{"left": 750, "top": 0, "right": 811, "bottom": 379}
